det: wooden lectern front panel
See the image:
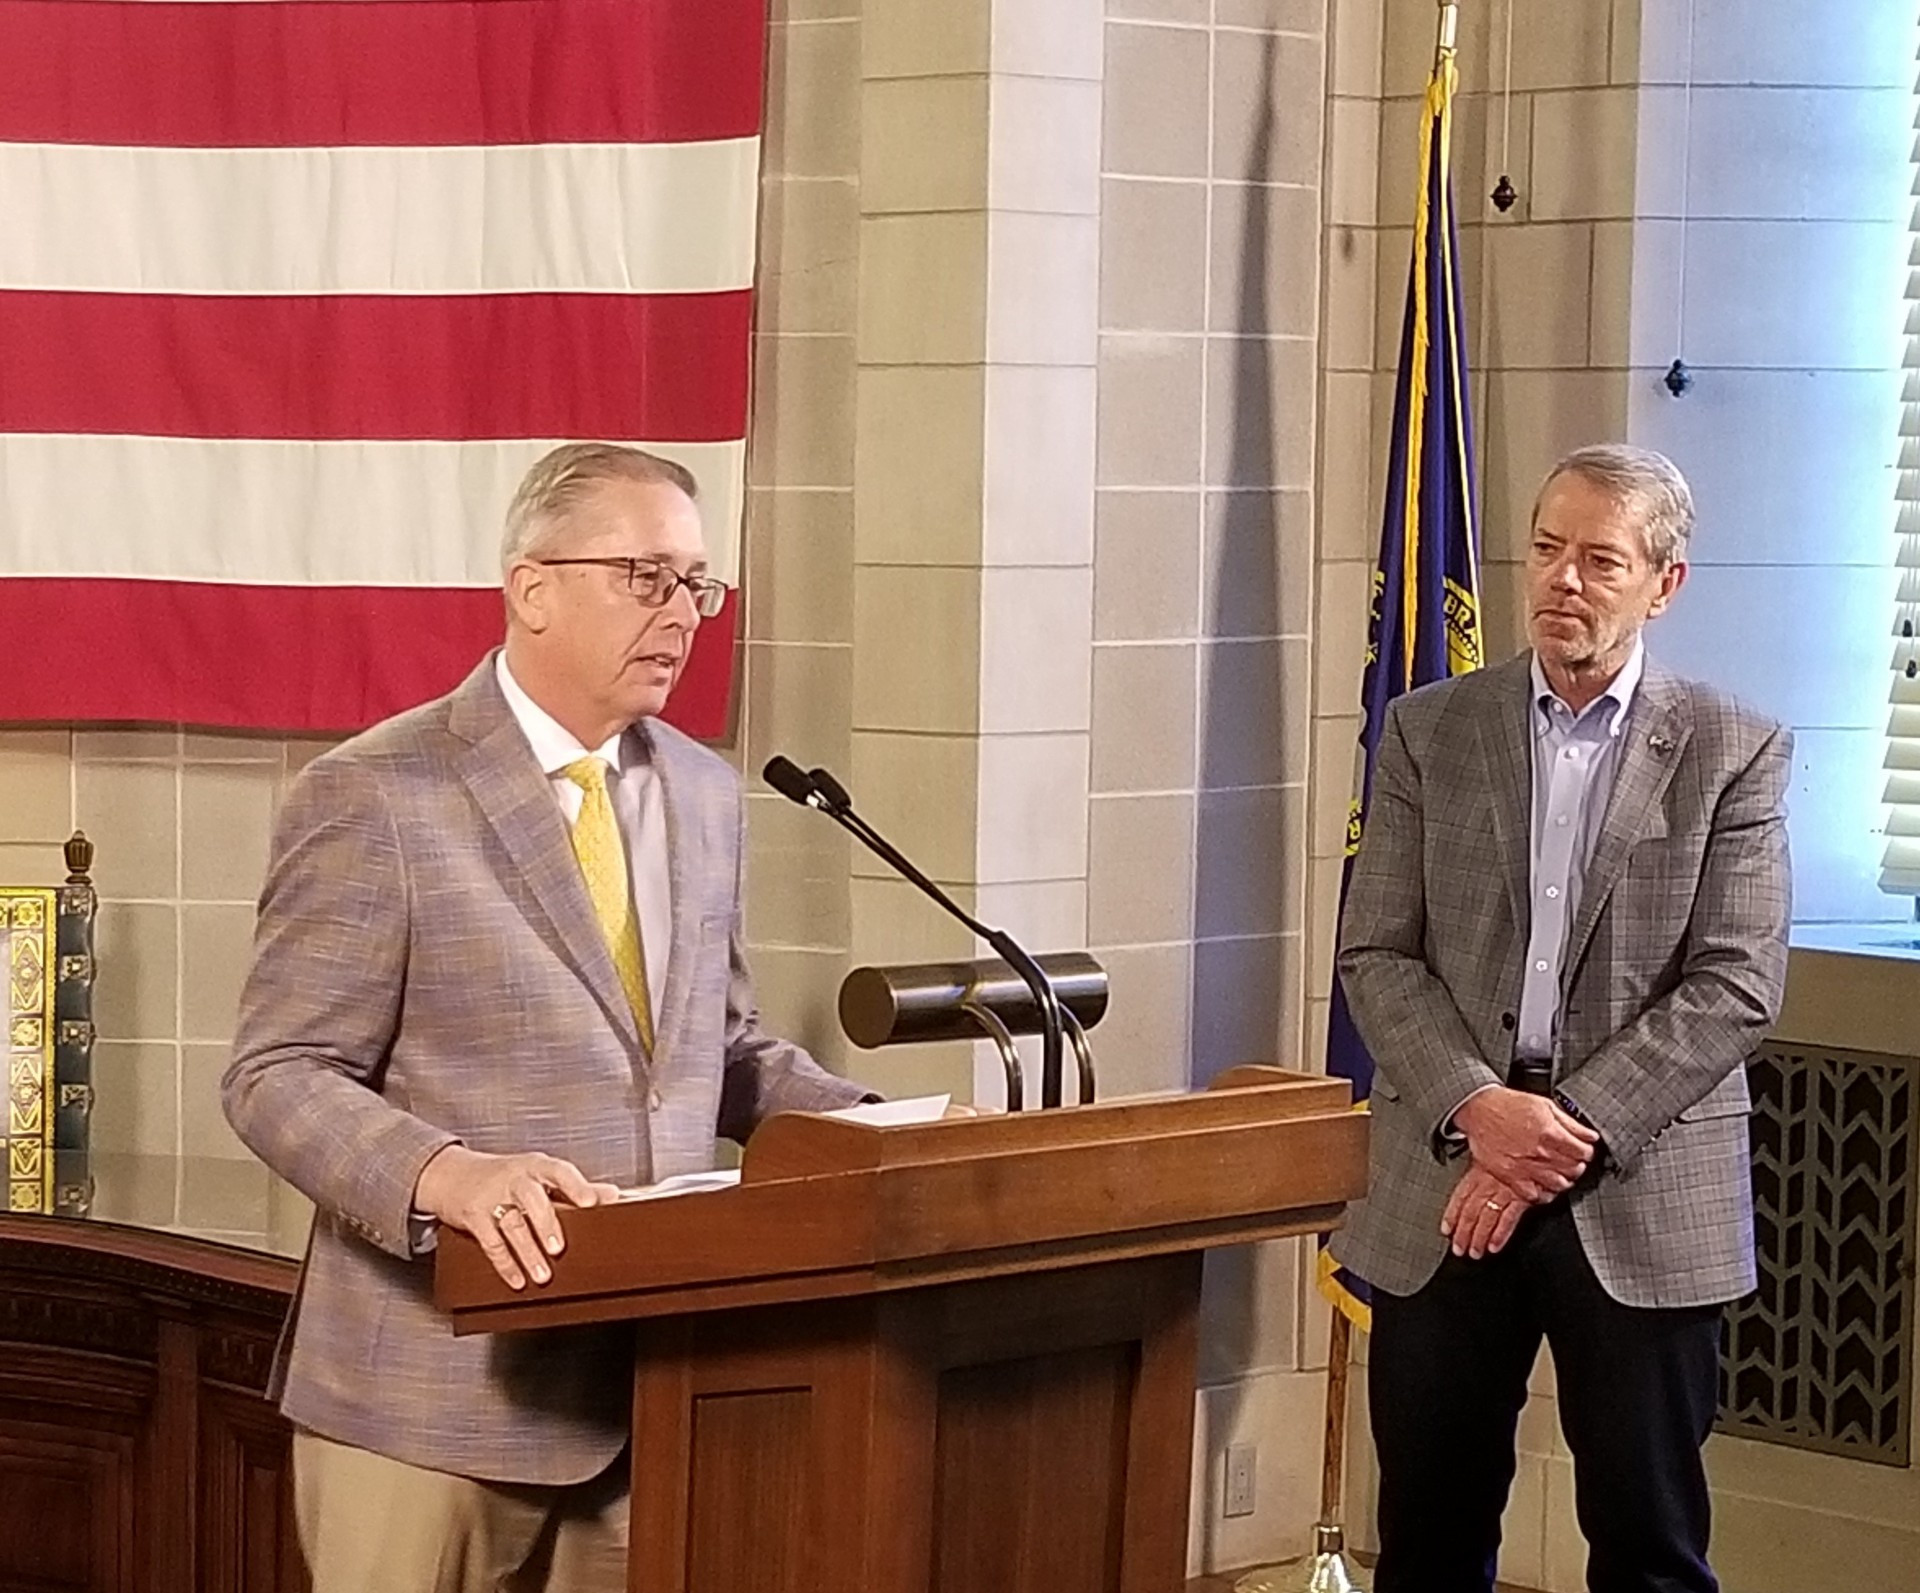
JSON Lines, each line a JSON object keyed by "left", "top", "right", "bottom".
{"left": 628, "top": 1254, "right": 1200, "bottom": 1593}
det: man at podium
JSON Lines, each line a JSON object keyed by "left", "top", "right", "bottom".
{"left": 1331, "top": 446, "right": 1791, "bottom": 1593}
{"left": 222, "top": 444, "right": 873, "bottom": 1593}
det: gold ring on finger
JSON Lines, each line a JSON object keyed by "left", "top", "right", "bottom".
{"left": 491, "top": 1202, "right": 519, "bottom": 1223}
{"left": 1484, "top": 1197, "right": 1505, "bottom": 1212}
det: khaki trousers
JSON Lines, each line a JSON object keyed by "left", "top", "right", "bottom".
{"left": 293, "top": 1431, "right": 630, "bottom": 1593}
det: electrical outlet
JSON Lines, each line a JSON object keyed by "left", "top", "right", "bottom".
{"left": 1224, "top": 1443, "right": 1257, "bottom": 1519}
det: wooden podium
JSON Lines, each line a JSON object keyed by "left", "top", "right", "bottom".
{"left": 435, "top": 1067, "right": 1368, "bottom": 1593}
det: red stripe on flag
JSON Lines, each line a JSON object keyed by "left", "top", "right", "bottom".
{"left": 0, "top": 292, "right": 751, "bottom": 443}
{"left": 0, "top": 581, "right": 737, "bottom": 740}
{"left": 0, "top": 0, "right": 765, "bottom": 148}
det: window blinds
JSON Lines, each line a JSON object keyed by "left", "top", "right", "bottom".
{"left": 1887, "top": 34, "right": 1920, "bottom": 898}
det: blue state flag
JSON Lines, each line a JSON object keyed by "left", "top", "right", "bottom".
{"left": 1319, "top": 40, "right": 1485, "bottom": 1331}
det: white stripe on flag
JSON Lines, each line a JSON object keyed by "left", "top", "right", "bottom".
{"left": 0, "top": 140, "right": 760, "bottom": 296}
{"left": 0, "top": 435, "right": 744, "bottom": 587}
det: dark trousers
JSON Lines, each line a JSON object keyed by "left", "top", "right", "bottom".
{"left": 1369, "top": 1200, "right": 1723, "bottom": 1593}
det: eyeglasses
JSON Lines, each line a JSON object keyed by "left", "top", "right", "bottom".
{"left": 534, "top": 558, "right": 728, "bottom": 618}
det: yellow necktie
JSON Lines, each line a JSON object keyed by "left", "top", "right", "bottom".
{"left": 562, "top": 757, "right": 654, "bottom": 1053}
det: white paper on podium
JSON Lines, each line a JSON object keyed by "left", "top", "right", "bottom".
{"left": 821, "top": 1093, "right": 950, "bottom": 1126}
{"left": 612, "top": 1096, "right": 950, "bottom": 1202}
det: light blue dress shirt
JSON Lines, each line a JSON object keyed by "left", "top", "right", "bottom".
{"left": 1514, "top": 639, "right": 1645, "bottom": 1063}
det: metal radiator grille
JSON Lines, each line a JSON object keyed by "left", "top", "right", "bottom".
{"left": 1717, "top": 1044, "right": 1917, "bottom": 1464}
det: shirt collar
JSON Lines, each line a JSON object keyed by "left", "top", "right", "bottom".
{"left": 1529, "top": 636, "right": 1645, "bottom": 740}
{"left": 495, "top": 653, "right": 629, "bottom": 778}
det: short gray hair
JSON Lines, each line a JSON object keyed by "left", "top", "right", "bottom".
{"left": 500, "top": 443, "right": 698, "bottom": 570}
{"left": 1536, "top": 444, "right": 1694, "bottom": 569}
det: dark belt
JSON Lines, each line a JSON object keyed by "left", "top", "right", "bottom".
{"left": 1507, "top": 1057, "right": 1554, "bottom": 1096}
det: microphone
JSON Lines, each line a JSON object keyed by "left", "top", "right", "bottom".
{"left": 762, "top": 755, "right": 1070, "bottom": 1108}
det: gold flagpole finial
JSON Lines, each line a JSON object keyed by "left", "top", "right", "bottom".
{"left": 1435, "top": 0, "right": 1460, "bottom": 60}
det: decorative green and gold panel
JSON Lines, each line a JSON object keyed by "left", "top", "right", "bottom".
{"left": 0, "top": 834, "right": 96, "bottom": 1216}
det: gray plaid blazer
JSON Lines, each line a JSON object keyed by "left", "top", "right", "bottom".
{"left": 223, "top": 655, "right": 868, "bottom": 1484}
{"left": 1327, "top": 651, "right": 1792, "bottom": 1310}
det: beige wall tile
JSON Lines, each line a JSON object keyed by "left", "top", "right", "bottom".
{"left": 1193, "top": 783, "right": 1302, "bottom": 942}
{"left": 738, "top": 944, "right": 851, "bottom": 1074}
{"left": 1204, "top": 334, "right": 1317, "bottom": 490}
{"left": 853, "top": 365, "right": 986, "bottom": 565}
{"left": 1313, "top": 559, "right": 1371, "bottom": 716}
{"left": 74, "top": 728, "right": 178, "bottom": 761}
{"left": 1591, "top": 217, "right": 1681, "bottom": 370}
{"left": 766, "top": 19, "right": 860, "bottom": 179}
{"left": 851, "top": 874, "right": 978, "bottom": 964}
{"left": 77, "top": 762, "right": 178, "bottom": 900}
{"left": 744, "top": 641, "right": 853, "bottom": 779}
{"left": 860, "top": 76, "right": 990, "bottom": 214}
{"left": 991, "top": 0, "right": 1101, "bottom": 78}
{"left": 1190, "top": 932, "right": 1299, "bottom": 1079}
{"left": 744, "top": 490, "right": 854, "bottom": 645}
{"left": 180, "top": 762, "right": 276, "bottom": 903}
{"left": 1091, "top": 643, "right": 1198, "bottom": 792}
{"left": 1198, "top": 1237, "right": 1301, "bottom": 1390}
{"left": 849, "top": 731, "right": 980, "bottom": 884}
{"left": 1103, "top": 22, "right": 1212, "bottom": 179}
{"left": 859, "top": 212, "right": 989, "bottom": 364}
{"left": 1322, "top": 224, "right": 1378, "bottom": 373}
{"left": 1305, "top": 993, "right": 1330, "bottom": 1070}
{"left": 180, "top": 729, "right": 278, "bottom": 763}
{"left": 1317, "top": 368, "right": 1377, "bottom": 560}
{"left": 0, "top": 730, "right": 72, "bottom": 843}
{"left": 268, "top": 1175, "right": 316, "bottom": 1254}
{"left": 1209, "top": 182, "right": 1320, "bottom": 337}
{"left": 989, "top": 76, "right": 1101, "bottom": 215}
{"left": 1309, "top": 715, "right": 1361, "bottom": 858}
{"left": 1095, "top": 490, "right": 1203, "bottom": 642}
{"left": 975, "top": 732, "right": 1091, "bottom": 883}
{"left": 986, "top": 211, "right": 1099, "bottom": 367}
{"left": 971, "top": 878, "right": 1087, "bottom": 951}
{"left": 1510, "top": 1, "right": 1613, "bottom": 91}
{"left": 773, "top": 0, "right": 861, "bottom": 20}
{"left": 283, "top": 737, "right": 338, "bottom": 778}
{"left": 1326, "top": 96, "right": 1381, "bottom": 227}
{"left": 1203, "top": 490, "right": 1313, "bottom": 640}
{"left": 1529, "top": 88, "right": 1641, "bottom": 222}
{"left": 180, "top": 902, "right": 256, "bottom": 1044}
{"left": 749, "top": 333, "right": 857, "bottom": 489}
{"left": 1213, "top": 27, "right": 1324, "bottom": 187}
{"left": 978, "top": 567, "right": 1094, "bottom": 735}
{"left": 89, "top": 1041, "right": 179, "bottom": 1157}
{"left": 852, "top": 566, "right": 983, "bottom": 733}
{"left": 756, "top": 179, "right": 860, "bottom": 335}
{"left": 863, "top": 0, "right": 990, "bottom": 79}
{"left": 1482, "top": 222, "right": 1595, "bottom": 370}
{"left": 94, "top": 901, "right": 178, "bottom": 1042}
{"left": 1088, "top": 792, "right": 1196, "bottom": 945}
{"left": 1305, "top": 852, "right": 1345, "bottom": 993}
{"left": 179, "top": 1152, "right": 271, "bottom": 1234}
{"left": 90, "top": 1152, "right": 178, "bottom": 1227}
{"left": 1097, "top": 334, "right": 1205, "bottom": 487}
{"left": 852, "top": 1042, "right": 973, "bottom": 1104}
{"left": 744, "top": 791, "right": 853, "bottom": 949}
{"left": 1108, "top": 0, "right": 1206, "bottom": 22}
{"left": 1217, "top": 0, "right": 1324, "bottom": 31}
{"left": 0, "top": 841, "right": 66, "bottom": 886}
{"left": 1498, "top": 1452, "right": 1551, "bottom": 1592}
{"left": 1100, "top": 179, "right": 1209, "bottom": 334}
{"left": 983, "top": 365, "right": 1098, "bottom": 567}
{"left": 1480, "top": 558, "right": 1528, "bottom": 662}
{"left": 182, "top": 1041, "right": 251, "bottom": 1159}
{"left": 1329, "top": 0, "right": 1384, "bottom": 99}
{"left": 1479, "top": 369, "right": 1629, "bottom": 559}
{"left": 1091, "top": 941, "right": 1194, "bottom": 1098}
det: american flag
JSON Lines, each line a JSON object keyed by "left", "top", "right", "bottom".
{"left": 0, "top": 0, "right": 758, "bottom": 737}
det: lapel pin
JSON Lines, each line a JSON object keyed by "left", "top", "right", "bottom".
{"left": 1649, "top": 732, "right": 1674, "bottom": 755}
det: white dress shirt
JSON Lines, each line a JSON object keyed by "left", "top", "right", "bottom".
{"left": 496, "top": 655, "right": 671, "bottom": 1032}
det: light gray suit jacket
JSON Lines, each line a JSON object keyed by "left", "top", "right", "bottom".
{"left": 222, "top": 655, "right": 868, "bottom": 1484}
{"left": 1328, "top": 651, "right": 1792, "bottom": 1309}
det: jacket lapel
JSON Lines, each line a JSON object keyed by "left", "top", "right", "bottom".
{"left": 643, "top": 723, "right": 705, "bottom": 1069}
{"left": 1477, "top": 655, "right": 1536, "bottom": 933}
{"left": 448, "top": 659, "right": 643, "bottom": 1058}
{"left": 1562, "top": 663, "right": 1692, "bottom": 979}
